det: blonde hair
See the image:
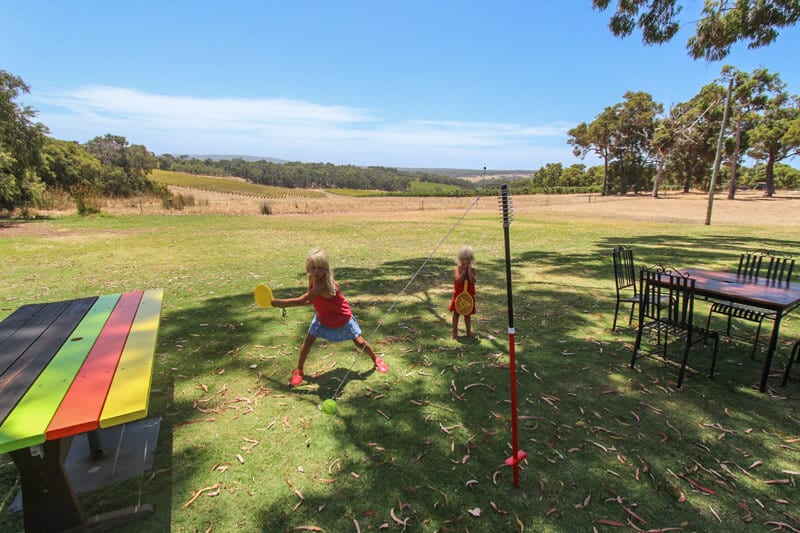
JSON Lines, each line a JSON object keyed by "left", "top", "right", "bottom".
{"left": 306, "top": 248, "right": 336, "bottom": 297}
{"left": 458, "top": 245, "right": 475, "bottom": 264}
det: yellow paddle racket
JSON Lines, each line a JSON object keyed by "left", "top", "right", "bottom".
{"left": 253, "top": 283, "right": 286, "bottom": 316}
{"left": 254, "top": 284, "right": 287, "bottom": 316}
{"left": 254, "top": 284, "right": 273, "bottom": 307}
{"left": 454, "top": 280, "right": 474, "bottom": 316}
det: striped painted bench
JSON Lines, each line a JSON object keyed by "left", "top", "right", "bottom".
{"left": 0, "top": 289, "right": 164, "bottom": 532}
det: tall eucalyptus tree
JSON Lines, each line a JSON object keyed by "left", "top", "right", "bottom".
{"left": 719, "top": 66, "right": 785, "bottom": 198}
{"left": 664, "top": 83, "right": 726, "bottom": 193}
{"left": 747, "top": 93, "right": 800, "bottom": 196}
{"left": 568, "top": 114, "right": 616, "bottom": 196}
{"left": 569, "top": 92, "right": 662, "bottom": 195}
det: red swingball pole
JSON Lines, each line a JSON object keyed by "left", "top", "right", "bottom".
{"left": 499, "top": 184, "right": 526, "bottom": 487}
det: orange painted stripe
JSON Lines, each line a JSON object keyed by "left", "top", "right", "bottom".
{"left": 45, "top": 291, "right": 144, "bottom": 440}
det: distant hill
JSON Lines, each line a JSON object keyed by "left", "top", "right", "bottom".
{"left": 401, "top": 168, "right": 532, "bottom": 178}
{"left": 189, "top": 154, "right": 289, "bottom": 164}
{"left": 185, "top": 156, "right": 531, "bottom": 177}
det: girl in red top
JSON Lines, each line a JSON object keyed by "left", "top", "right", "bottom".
{"left": 449, "top": 245, "right": 477, "bottom": 339}
{"left": 272, "top": 248, "right": 388, "bottom": 386}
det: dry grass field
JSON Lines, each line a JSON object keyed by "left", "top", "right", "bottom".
{"left": 4, "top": 187, "right": 798, "bottom": 237}
{"left": 57, "top": 187, "right": 800, "bottom": 225}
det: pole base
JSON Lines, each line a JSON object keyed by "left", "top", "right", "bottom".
{"left": 505, "top": 450, "right": 527, "bottom": 466}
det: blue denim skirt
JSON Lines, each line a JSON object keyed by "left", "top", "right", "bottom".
{"left": 308, "top": 315, "right": 362, "bottom": 342}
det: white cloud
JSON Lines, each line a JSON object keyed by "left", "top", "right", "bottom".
{"left": 30, "top": 86, "right": 578, "bottom": 168}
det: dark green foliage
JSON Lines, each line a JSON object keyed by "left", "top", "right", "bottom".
{"left": 0, "top": 70, "right": 48, "bottom": 210}
{"left": 593, "top": 0, "right": 800, "bottom": 61}
{"left": 85, "top": 134, "right": 159, "bottom": 197}
{"left": 156, "top": 155, "right": 476, "bottom": 193}
{"left": 739, "top": 161, "right": 800, "bottom": 189}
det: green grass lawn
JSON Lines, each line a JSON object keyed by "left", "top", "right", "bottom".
{"left": 1, "top": 208, "right": 798, "bottom": 532}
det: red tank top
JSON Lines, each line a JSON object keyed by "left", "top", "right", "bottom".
{"left": 312, "top": 284, "right": 353, "bottom": 328}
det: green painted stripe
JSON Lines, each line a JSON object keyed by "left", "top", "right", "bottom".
{"left": 0, "top": 294, "right": 121, "bottom": 454}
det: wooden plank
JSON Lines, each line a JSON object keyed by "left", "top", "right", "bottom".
{"left": 45, "top": 292, "right": 143, "bottom": 441}
{"left": 100, "top": 289, "right": 164, "bottom": 428}
{"left": 0, "top": 302, "right": 62, "bottom": 376}
{"left": 0, "top": 298, "right": 97, "bottom": 426}
{"left": 0, "top": 295, "right": 121, "bottom": 454}
{"left": 0, "top": 303, "right": 44, "bottom": 346}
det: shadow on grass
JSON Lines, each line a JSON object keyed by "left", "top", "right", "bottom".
{"left": 105, "top": 232, "right": 799, "bottom": 531}
{"left": 291, "top": 367, "right": 376, "bottom": 401}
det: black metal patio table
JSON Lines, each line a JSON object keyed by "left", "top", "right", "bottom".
{"left": 678, "top": 268, "right": 800, "bottom": 392}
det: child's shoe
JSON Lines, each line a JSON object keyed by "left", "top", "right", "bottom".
{"left": 289, "top": 369, "right": 304, "bottom": 386}
{"left": 374, "top": 357, "right": 389, "bottom": 374}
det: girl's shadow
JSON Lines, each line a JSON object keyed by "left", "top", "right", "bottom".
{"left": 292, "top": 367, "right": 375, "bottom": 399}
{"left": 455, "top": 335, "right": 480, "bottom": 345}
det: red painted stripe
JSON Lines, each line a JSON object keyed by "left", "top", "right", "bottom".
{"left": 45, "top": 291, "right": 144, "bottom": 440}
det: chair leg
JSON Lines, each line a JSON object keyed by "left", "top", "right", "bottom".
{"left": 709, "top": 335, "right": 719, "bottom": 379}
{"left": 627, "top": 302, "right": 636, "bottom": 327}
{"left": 783, "top": 342, "right": 800, "bottom": 387}
{"left": 631, "top": 325, "right": 644, "bottom": 369}
{"left": 676, "top": 334, "right": 692, "bottom": 388}
{"left": 750, "top": 318, "right": 764, "bottom": 359}
{"left": 612, "top": 301, "right": 621, "bottom": 331}
{"left": 675, "top": 334, "right": 718, "bottom": 388}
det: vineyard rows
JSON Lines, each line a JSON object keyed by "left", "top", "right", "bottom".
{"left": 150, "top": 170, "right": 325, "bottom": 199}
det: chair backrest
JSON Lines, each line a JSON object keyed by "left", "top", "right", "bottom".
{"left": 612, "top": 246, "right": 636, "bottom": 295}
{"left": 737, "top": 252, "right": 794, "bottom": 286}
{"left": 639, "top": 268, "right": 696, "bottom": 328}
{"left": 762, "top": 255, "right": 794, "bottom": 286}
{"left": 737, "top": 253, "right": 763, "bottom": 278}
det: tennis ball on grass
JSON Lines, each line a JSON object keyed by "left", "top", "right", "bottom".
{"left": 321, "top": 399, "right": 337, "bottom": 415}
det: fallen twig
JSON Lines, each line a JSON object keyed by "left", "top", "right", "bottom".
{"left": 680, "top": 474, "right": 717, "bottom": 495}
{"left": 181, "top": 482, "right": 223, "bottom": 509}
{"left": 764, "top": 522, "right": 800, "bottom": 533}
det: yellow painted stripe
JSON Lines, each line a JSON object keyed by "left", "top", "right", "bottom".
{"left": 99, "top": 289, "right": 164, "bottom": 428}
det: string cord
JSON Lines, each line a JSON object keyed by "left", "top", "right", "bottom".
{"left": 332, "top": 195, "right": 482, "bottom": 398}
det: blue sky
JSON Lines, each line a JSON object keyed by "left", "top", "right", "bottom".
{"left": 2, "top": 1, "right": 799, "bottom": 170}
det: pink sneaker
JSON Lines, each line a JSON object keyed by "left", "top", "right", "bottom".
{"left": 374, "top": 357, "right": 388, "bottom": 374}
{"left": 289, "top": 369, "right": 304, "bottom": 386}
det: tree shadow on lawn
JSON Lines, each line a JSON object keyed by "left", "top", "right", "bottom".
{"left": 142, "top": 250, "right": 799, "bottom": 531}
{"left": 602, "top": 234, "right": 800, "bottom": 269}
{"left": 247, "top": 314, "right": 800, "bottom": 531}
{"left": 513, "top": 233, "right": 800, "bottom": 290}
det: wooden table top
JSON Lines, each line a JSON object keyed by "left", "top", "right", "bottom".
{"left": 0, "top": 289, "right": 164, "bottom": 453}
{"left": 678, "top": 268, "right": 800, "bottom": 311}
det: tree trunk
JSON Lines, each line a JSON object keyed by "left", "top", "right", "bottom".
{"left": 651, "top": 156, "right": 663, "bottom": 198}
{"left": 602, "top": 155, "right": 609, "bottom": 196}
{"left": 727, "top": 120, "right": 743, "bottom": 200}
{"left": 764, "top": 155, "right": 776, "bottom": 197}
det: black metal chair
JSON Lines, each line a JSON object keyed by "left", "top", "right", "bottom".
{"left": 783, "top": 340, "right": 800, "bottom": 386}
{"left": 632, "top": 268, "right": 720, "bottom": 388}
{"left": 706, "top": 252, "right": 795, "bottom": 358}
{"left": 612, "top": 245, "right": 638, "bottom": 331}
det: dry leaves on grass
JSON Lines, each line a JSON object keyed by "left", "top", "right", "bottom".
{"left": 181, "top": 482, "right": 223, "bottom": 509}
